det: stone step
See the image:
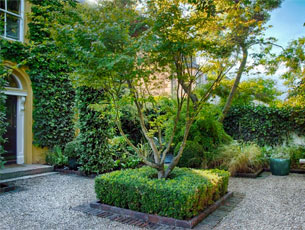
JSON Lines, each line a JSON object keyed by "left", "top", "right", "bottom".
{"left": 0, "top": 172, "right": 58, "bottom": 183}
{"left": 0, "top": 164, "right": 54, "bottom": 181}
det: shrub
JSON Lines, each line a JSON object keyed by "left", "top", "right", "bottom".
{"left": 288, "top": 145, "right": 305, "bottom": 169}
{"left": 46, "top": 145, "right": 68, "bottom": 167}
{"left": 95, "top": 167, "right": 230, "bottom": 220}
{"left": 174, "top": 141, "right": 204, "bottom": 168}
{"left": 64, "top": 139, "right": 81, "bottom": 159}
{"left": 109, "top": 136, "right": 142, "bottom": 169}
{"left": 215, "top": 141, "right": 264, "bottom": 175}
{"left": 0, "top": 152, "right": 5, "bottom": 169}
{"left": 64, "top": 139, "right": 82, "bottom": 170}
{"left": 76, "top": 87, "right": 117, "bottom": 174}
{"left": 165, "top": 104, "right": 231, "bottom": 167}
{"left": 265, "top": 145, "right": 305, "bottom": 169}
{"left": 224, "top": 105, "right": 305, "bottom": 146}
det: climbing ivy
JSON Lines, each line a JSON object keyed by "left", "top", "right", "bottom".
{"left": 76, "top": 87, "right": 117, "bottom": 174}
{"left": 0, "top": 0, "right": 75, "bottom": 148}
{"left": 223, "top": 105, "right": 305, "bottom": 146}
{"left": 0, "top": 69, "right": 7, "bottom": 168}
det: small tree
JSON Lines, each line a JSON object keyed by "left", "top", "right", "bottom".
{"left": 53, "top": 0, "right": 271, "bottom": 178}
{"left": 216, "top": 0, "right": 282, "bottom": 121}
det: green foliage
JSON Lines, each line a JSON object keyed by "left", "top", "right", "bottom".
{"left": 46, "top": 145, "right": 68, "bottom": 167}
{"left": 64, "top": 139, "right": 81, "bottom": 159}
{"left": 224, "top": 105, "right": 305, "bottom": 146}
{"left": 287, "top": 145, "right": 305, "bottom": 169}
{"left": 274, "top": 37, "right": 305, "bottom": 106}
{"left": 0, "top": 0, "right": 76, "bottom": 149}
{"left": 174, "top": 141, "right": 203, "bottom": 168}
{"left": 0, "top": 76, "right": 7, "bottom": 168}
{"left": 166, "top": 104, "right": 231, "bottom": 163}
{"left": 264, "top": 145, "right": 305, "bottom": 167}
{"left": 27, "top": 0, "right": 76, "bottom": 148}
{"left": 214, "top": 141, "right": 264, "bottom": 175}
{"left": 207, "top": 77, "right": 282, "bottom": 106}
{"left": 270, "top": 146, "right": 291, "bottom": 159}
{"left": 95, "top": 167, "right": 230, "bottom": 219}
{"left": 108, "top": 136, "right": 142, "bottom": 169}
{"left": 76, "top": 87, "right": 117, "bottom": 174}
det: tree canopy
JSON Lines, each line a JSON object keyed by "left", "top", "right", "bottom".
{"left": 52, "top": 0, "right": 282, "bottom": 178}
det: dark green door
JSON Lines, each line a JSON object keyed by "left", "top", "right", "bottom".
{"left": 3, "top": 95, "right": 17, "bottom": 164}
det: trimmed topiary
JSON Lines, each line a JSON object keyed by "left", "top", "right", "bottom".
{"left": 95, "top": 167, "right": 230, "bottom": 220}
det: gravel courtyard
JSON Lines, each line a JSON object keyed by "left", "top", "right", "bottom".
{"left": 0, "top": 172, "right": 304, "bottom": 230}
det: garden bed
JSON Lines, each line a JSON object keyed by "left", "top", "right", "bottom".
{"left": 95, "top": 167, "right": 230, "bottom": 227}
{"left": 234, "top": 168, "right": 264, "bottom": 178}
{"left": 55, "top": 168, "right": 97, "bottom": 178}
{"left": 264, "top": 168, "right": 305, "bottom": 174}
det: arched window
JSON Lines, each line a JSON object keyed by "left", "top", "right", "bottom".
{"left": 0, "top": 0, "right": 24, "bottom": 41}
{"left": 5, "top": 74, "right": 21, "bottom": 89}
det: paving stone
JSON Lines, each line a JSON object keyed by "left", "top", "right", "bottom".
{"left": 212, "top": 210, "right": 230, "bottom": 218}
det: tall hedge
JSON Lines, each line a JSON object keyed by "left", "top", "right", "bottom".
{"left": 76, "top": 87, "right": 117, "bottom": 174}
{"left": 223, "top": 105, "right": 305, "bottom": 146}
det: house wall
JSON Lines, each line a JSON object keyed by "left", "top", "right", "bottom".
{"left": 3, "top": 0, "right": 48, "bottom": 164}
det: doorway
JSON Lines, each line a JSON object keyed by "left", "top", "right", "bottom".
{"left": 3, "top": 95, "right": 18, "bottom": 164}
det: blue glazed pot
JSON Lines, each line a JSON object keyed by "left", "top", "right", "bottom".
{"left": 270, "top": 158, "right": 290, "bottom": 176}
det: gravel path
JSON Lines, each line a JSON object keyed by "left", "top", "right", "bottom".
{"left": 0, "top": 174, "right": 140, "bottom": 230}
{"left": 0, "top": 172, "right": 304, "bottom": 230}
{"left": 215, "top": 172, "right": 305, "bottom": 230}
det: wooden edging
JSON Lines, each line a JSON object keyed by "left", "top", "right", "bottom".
{"left": 90, "top": 191, "right": 233, "bottom": 229}
{"left": 234, "top": 168, "right": 264, "bottom": 178}
{"left": 264, "top": 168, "right": 305, "bottom": 174}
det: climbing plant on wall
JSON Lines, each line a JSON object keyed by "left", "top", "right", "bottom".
{"left": 0, "top": 68, "right": 7, "bottom": 167}
{"left": 0, "top": 0, "right": 76, "bottom": 149}
{"left": 223, "top": 105, "right": 305, "bottom": 146}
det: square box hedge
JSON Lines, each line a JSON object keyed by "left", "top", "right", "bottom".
{"left": 95, "top": 167, "right": 230, "bottom": 220}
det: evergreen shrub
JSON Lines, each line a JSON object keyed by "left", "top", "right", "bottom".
{"left": 95, "top": 167, "right": 230, "bottom": 219}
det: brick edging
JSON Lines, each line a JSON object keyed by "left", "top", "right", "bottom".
{"left": 90, "top": 191, "right": 233, "bottom": 229}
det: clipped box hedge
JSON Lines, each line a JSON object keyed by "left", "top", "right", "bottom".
{"left": 95, "top": 167, "right": 230, "bottom": 219}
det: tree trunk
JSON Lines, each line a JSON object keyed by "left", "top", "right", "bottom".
{"left": 219, "top": 45, "right": 248, "bottom": 123}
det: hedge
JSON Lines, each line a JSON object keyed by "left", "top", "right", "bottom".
{"left": 95, "top": 167, "right": 230, "bottom": 219}
{"left": 76, "top": 87, "right": 117, "bottom": 174}
{"left": 223, "top": 105, "right": 305, "bottom": 146}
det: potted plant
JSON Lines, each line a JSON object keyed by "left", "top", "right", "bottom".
{"left": 270, "top": 146, "right": 290, "bottom": 176}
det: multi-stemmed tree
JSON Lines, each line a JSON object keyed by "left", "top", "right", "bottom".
{"left": 52, "top": 0, "right": 281, "bottom": 178}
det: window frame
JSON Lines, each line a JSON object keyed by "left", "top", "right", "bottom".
{"left": 0, "top": 0, "right": 24, "bottom": 42}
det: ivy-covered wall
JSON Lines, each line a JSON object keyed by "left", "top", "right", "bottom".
{"left": 223, "top": 105, "right": 305, "bottom": 146}
{"left": 0, "top": 0, "right": 75, "bottom": 151}
{"left": 0, "top": 74, "right": 7, "bottom": 167}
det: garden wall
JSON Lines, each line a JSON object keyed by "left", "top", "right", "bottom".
{"left": 223, "top": 105, "right": 305, "bottom": 146}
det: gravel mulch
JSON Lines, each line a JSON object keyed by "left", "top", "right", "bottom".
{"left": 214, "top": 172, "right": 305, "bottom": 230}
{"left": 0, "top": 172, "right": 304, "bottom": 230}
{"left": 0, "top": 174, "right": 140, "bottom": 230}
